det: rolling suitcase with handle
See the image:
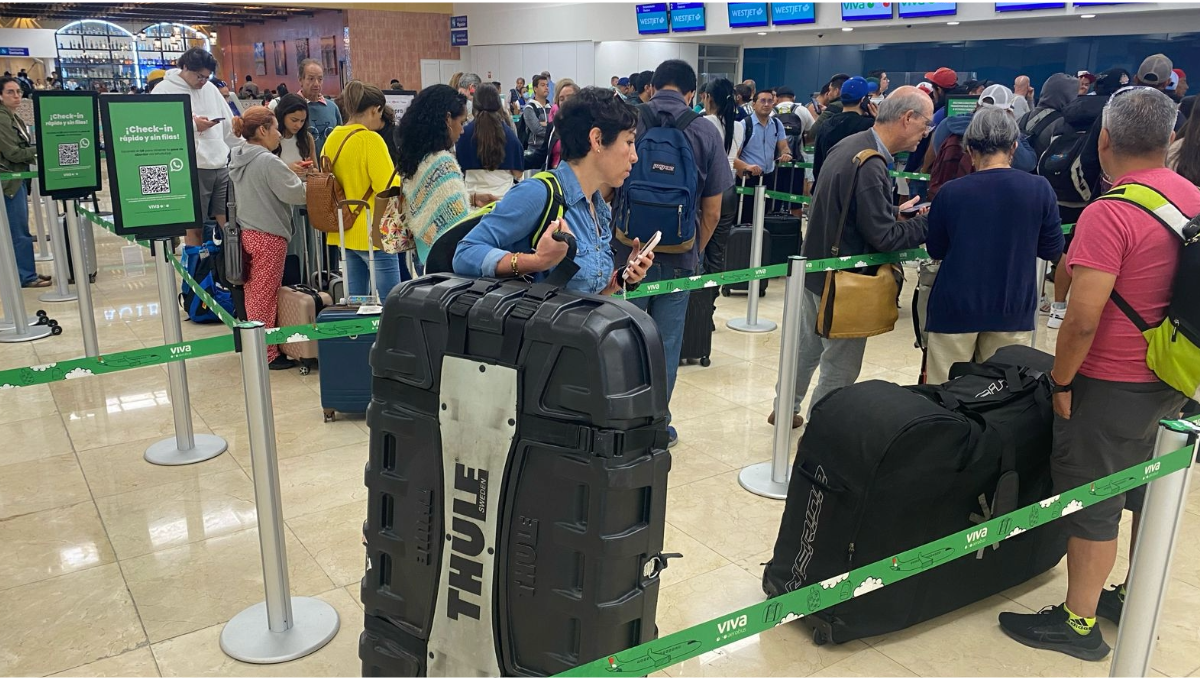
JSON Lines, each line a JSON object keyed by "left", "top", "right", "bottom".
{"left": 722, "top": 174, "right": 770, "bottom": 297}
{"left": 680, "top": 287, "right": 716, "bottom": 366}
{"left": 360, "top": 232, "right": 674, "bottom": 676}
{"left": 317, "top": 199, "right": 380, "bottom": 421}
{"left": 277, "top": 284, "right": 331, "bottom": 375}
{"left": 762, "top": 347, "right": 1065, "bottom": 645}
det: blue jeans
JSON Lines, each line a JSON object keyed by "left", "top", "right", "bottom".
{"left": 345, "top": 248, "right": 401, "bottom": 301}
{"left": 630, "top": 263, "right": 693, "bottom": 423}
{"left": 5, "top": 184, "right": 36, "bottom": 285}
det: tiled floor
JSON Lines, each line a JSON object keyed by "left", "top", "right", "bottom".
{"left": 2, "top": 204, "right": 1199, "bottom": 677}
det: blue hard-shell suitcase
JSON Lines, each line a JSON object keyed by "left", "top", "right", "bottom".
{"left": 317, "top": 304, "right": 377, "bottom": 422}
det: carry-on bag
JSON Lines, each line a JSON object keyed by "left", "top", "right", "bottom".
{"left": 681, "top": 287, "right": 716, "bottom": 366}
{"left": 360, "top": 233, "right": 674, "bottom": 676}
{"left": 762, "top": 347, "right": 1065, "bottom": 645}
{"left": 317, "top": 199, "right": 380, "bottom": 420}
{"left": 277, "top": 284, "right": 331, "bottom": 375}
{"left": 720, "top": 224, "right": 772, "bottom": 297}
{"left": 763, "top": 171, "right": 803, "bottom": 266}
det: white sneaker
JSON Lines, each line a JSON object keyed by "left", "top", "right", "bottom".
{"left": 1039, "top": 296, "right": 1051, "bottom": 314}
{"left": 1047, "top": 305, "right": 1066, "bottom": 329}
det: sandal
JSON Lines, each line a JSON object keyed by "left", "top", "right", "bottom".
{"left": 22, "top": 279, "right": 50, "bottom": 288}
{"left": 37, "top": 274, "right": 50, "bottom": 282}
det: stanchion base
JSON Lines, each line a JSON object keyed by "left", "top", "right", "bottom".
{"left": 39, "top": 291, "right": 78, "bottom": 303}
{"left": 144, "top": 433, "right": 228, "bottom": 466}
{"left": 220, "top": 596, "right": 340, "bottom": 664}
{"left": 738, "top": 462, "right": 790, "bottom": 500}
{"left": 726, "top": 318, "right": 778, "bottom": 333}
{"left": 0, "top": 325, "right": 52, "bottom": 343}
{"left": 34, "top": 254, "right": 53, "bottom": 262}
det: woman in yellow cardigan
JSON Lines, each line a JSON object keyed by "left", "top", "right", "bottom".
{"left": 324, "top": 81, "right": 400, "bottom": 300}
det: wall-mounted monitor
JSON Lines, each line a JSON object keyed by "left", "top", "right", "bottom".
{"left": 771, "top": 2, "right": 817, "bottom": 25}
{"left": 669, "top": 2, "right": 707, "bottom": 31}
{"left": 841, "top": 2, "right": 895, "bottom": 21}
{"left": 728, "top": 2, "right": 770, "bottom": 28}
{"left": 1073, "top": 1, "right": 1124, "bottom": 5}
{"left": 995, "top": 2, "right": 1066, "bottom": 11}
{"left": 636, "top": 3, "right": 670, "bottom": 34}
{"left": 898, "top": 2, "right": 957, "bottom": 18}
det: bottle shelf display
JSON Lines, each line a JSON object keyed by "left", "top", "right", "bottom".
{"left": 55, "top": 20, "right": 140, "bottom": 90}
{"left": 136, "top": 23, "right": 209, "bottom": 74}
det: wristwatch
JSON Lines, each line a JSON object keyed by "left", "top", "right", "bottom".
{"left": 1049, "top": 371, "right": 1073, "bottom": 394}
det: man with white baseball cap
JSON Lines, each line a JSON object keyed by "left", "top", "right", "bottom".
{"left": 929, "top": 83, "right": 1037, "bottom": 180}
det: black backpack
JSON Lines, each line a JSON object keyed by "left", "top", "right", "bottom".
{"left": 1019, "top": 108, "right": 1062, "bottom": 153}
{"left": 517, "top": 103, "right": 545, "bottom": 148}
{"left": 1037, "top": 117, "right": 1103, "bottom": 208}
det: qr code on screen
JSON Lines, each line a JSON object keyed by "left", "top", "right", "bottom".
{"left": 138, "top": 165, "right": 170, "bottom": 195}
{"left": 57, "top": 143, "right": 79, "bottom": 167}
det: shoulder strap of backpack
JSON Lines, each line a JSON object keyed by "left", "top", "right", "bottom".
{"left": 1096, "top": 182, "right": 1196, "bottom": 333}
{"left": 528, "top": 171, "right": 567, "bottom": 249}
{"left": 321, "top": 127, "right": 365, "bottom": 172}
{"left": 1028, "top": 109, "right": 1061, "bottom": 140}
{"left": 742, "top": 116, "right": 753, "bottom": 146}
{"left": 672, "top": 108, "right": 701, "bottom": 131}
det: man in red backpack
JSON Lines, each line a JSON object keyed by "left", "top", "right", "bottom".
{"left": 927, "top": 84, "right": 1038, "bottom": 199}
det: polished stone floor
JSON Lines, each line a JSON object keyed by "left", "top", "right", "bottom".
{"left": 1, "top": 204, "right": 1198, "bottom": 678}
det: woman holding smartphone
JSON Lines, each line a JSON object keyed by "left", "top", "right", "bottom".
{"left": 454, "top": 86, "right": 652, "bottom": 295}
{"left": 274, "top": 93, "right": 316, "bottom": 166}
{"left": 229, "top": 106, "right": 309, "bottom": 369}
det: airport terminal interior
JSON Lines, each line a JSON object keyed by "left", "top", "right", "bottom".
{"left": 0, "top": 0, "right": 1199, "bottom": 677}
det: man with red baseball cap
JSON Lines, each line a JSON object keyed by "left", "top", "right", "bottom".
{"left": 904, "top": 67, "right": 958, "bottom": 200}
{"left": 1076, "top": 70, "right": 1097, "bottom": 96}
{"left": 1169, "top": 67, "right": 1187, "bottom": 101}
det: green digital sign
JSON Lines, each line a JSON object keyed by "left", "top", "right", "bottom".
{"left": 101, "top": 94, "right": 201, "bottom": 239}
{"left": 32, "top": 91, "right": 101, "bottom": 199}
{"left": 946, "top": 95, "right": 978, "bottom": 117}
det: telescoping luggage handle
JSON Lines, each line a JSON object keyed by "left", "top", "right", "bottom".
{"left": 336, "top": 198, "right": 381, "bottom": 309}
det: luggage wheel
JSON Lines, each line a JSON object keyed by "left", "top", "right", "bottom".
{"left": 720, "top": 287, "right": 731, "bottom": 297}
{"left": 700, "top": 356, "right": 711, "bottom": 367}
{"left": 323, "top": 409, "right": 335, "bottom": 422}
{"left": 299, "top": 364, "right": 311, "bottom": 376}
{"left": 812, "top": 628, "right": 828, "bottom": 646}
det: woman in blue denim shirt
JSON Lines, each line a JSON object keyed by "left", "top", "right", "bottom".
{"left": 454, "top": 87, "right": 653, "bottom": 295}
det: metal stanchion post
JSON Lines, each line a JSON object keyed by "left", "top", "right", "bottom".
{"left": 740, "top": 255, "right": 805, "bottom": 499}
{"left": 727, "top": 183, "right": 778, "bottom": 333}
{"left": 64, "top": 200, "right": 99, "bottom": 356}
{"left": 1031, "top": 259, "right": 1047, "bottom": 349}
{"left": 1110, "top": 420, "right": 1200, "bottom": 677}
{"left": 30, "top": 169, "right": 52, "bottom": 262}
{"left": 144, "top": 238, "right": 228, "bottom": 465}
{"left": 0, "top": 188, "right": 51, "bottom": 343}
{"left": 221, "top": 321, "right": 340, "bottom": 663}
{"left": 39, "top": 198, "right": 76, "bottom": 303}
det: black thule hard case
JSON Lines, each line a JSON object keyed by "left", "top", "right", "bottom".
{"left": 361, "top": 274, "right": 672, "bottom": 676}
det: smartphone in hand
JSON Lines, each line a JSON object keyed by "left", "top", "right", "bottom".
{"left": 624, "top": 231, "right": 662, "bottom": 280}
{"left": 900, "top": 202, "right": 931, "bottom": 216}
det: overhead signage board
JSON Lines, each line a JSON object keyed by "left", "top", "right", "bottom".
{"left": 636, "top": 3, "right": 670, "bottom": 34}
{"left": 946, "top": 95, "right": 978, "bottom": 117}
{"left": 842, "top": 2, "right": 895, "bottom": 21}
{"left": 101, "top": 94, "right": 200, "bottom": 239}
{"left": 32, "top": 90, "right": 102, "bottom": 199}
{"left": 450, "top": 15, "right": 468, "bottom": 29}
{"left": 771, "top": 3, "right": 817, "bottom": 25}
{"left": 728, "top": 2, "right": 770, "bottom": 28}
{"left": 898, "top": 2, "right": 957, "bottom": 18}
{"left": 669, "top": 3, "right": 707, "bottom": 32}
{"left": 451, "top": 29, "right": 468, "bottom": 46}
{"left": 995, "top": 1, "right": 1066, "bottom": 10}
{"left": 384, "top": 90, "right": 417, "bottom": 120}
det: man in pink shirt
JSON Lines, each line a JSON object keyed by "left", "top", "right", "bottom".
{"left": 999, "top": 87, "right": 1195, "bottom": 660}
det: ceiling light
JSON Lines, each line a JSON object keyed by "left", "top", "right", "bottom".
{"left": 1080, "top": 13, "right": 1095, "bottom": 18}
{"left": 842, "top": 26, "right": 854, "bottom": 32}
{"left": 947, "top": 21, "right": 960, "bottom": 25}
{"left": 757, "top": 31, "right": 766, "bottom": 35}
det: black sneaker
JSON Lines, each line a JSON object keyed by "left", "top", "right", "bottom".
{"left": 268, "top": 356, "right": 297, "bottom": 371}
{"left": 998, "top": 604, "right": 1111, "bottom": 661}
{"left": 1097, "top": 585, "right": 1124, "bottom": 624}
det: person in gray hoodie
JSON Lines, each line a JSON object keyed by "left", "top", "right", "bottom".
{"left": 1018, "top": 73, "right": 1079, "bottom": 159}
{"left": 228, "top": 105, "right": 309, "bottom": 369}
{"left": 929, "top": 84, "right": 1038, "bottom": 175}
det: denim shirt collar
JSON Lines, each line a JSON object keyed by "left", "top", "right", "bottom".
{"left": 555, "top": 162, "right": 610, "bottom": 225}
{"left": 869, "top": 128, "right": 895, "bottom": 165}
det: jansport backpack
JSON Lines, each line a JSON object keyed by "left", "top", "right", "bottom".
{"left": 1036, "top": 118, "right": 1103, "bottom": 208}
{"left": 614, "top": 106, "right": 701, "bottom": 254}
{"left": 180, "top": 242, "right": 235, "bottom": 324}
{"left": 306, "top": 128, "right": 369, "bottom": 233}
{"left": 1096, "top": 182, "right": 1200, "bottom": 401}
{"left": 424, "top": 171, "right": 566, "bottom": 276}
{"left": 927, "top": 133, "right": 973, "bottom": 200}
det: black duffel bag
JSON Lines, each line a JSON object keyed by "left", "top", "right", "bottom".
{"left": 763, "top": 345, "right": 1067, "bottom": 645}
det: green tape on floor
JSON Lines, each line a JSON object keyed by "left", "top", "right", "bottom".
{"left": 556, "top": 437, "right": 1197, "bottom": 677}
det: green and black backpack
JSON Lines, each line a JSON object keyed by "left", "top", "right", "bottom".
{"left": 1096, "top": 182, "right": 1200, "bottom": 401}
{"left": 423, "top": 171, "right": 566, "bottom": 276}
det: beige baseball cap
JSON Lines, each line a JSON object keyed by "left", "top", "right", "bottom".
{"left": 1137, "top": 53, "right": 1173, "bottom": 86}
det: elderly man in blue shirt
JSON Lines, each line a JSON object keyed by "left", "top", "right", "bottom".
{"left": 735, "top": 88, "right": 794, "bottom": 217}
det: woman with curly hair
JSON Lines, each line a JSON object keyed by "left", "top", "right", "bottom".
{"left": 398, "top": 84, "right": 494, "bottom": 265}
{"left": 456, "top": 84, "right": 524, "bottom": 198}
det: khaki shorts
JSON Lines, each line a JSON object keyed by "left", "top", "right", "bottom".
{"left": 1051, "top": 374, "right": 1186, "bottom": 542}
{"left": 198, "top": 167, "right": 229, "bottom": 221}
